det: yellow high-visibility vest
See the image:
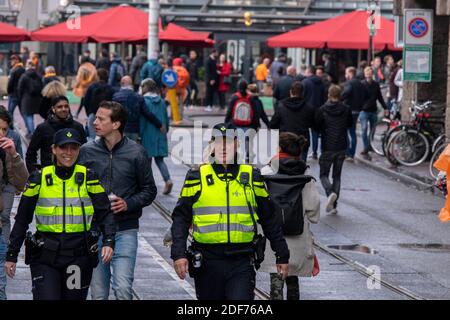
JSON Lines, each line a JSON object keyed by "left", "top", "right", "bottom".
{"left": 34, "top": 165, "right": 95, "bottom": 233}
{"left": 192, "top": 164, "right": 258, "bottom": 244}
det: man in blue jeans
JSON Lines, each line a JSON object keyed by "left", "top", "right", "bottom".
{"left": 360, "top": 67, "right": 389, "bottom": 160}
{"left": 341, "top": 67, "right": 369, "bottom": 161}
{"left": 79, "top": 101, "right": 157, "bottom": 300}
{"left": 7, "top": 55, "right": 25, "bottom": 127}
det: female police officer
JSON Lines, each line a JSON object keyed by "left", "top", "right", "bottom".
{"left": 171, "top": 122, "right": 289, "bottom": 300}
{"left": 4, "top": 128, "right": 115, "bottom": 300}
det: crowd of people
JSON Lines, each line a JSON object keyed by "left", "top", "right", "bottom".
{"left": 0, "top": 45, "right": 405, "bottom": 301}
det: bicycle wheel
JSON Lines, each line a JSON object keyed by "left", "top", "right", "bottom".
{"left": 429, "top": 143, "right": 446, "bottom": 178}
{"left": 382, "top": 122, "right": 403, "bottom": 157}
{"left": 370, "top": 120, "right": 390, "bottom": 156}
{"left": 388, "top": 130, "right": 430, "bottom": 166}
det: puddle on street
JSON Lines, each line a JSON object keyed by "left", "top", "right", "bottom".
{"left": 398, "top": 243, "right": 450, "bottom": 252}
{"left": 327, "top": 244, "right": 378, "bottom": 255}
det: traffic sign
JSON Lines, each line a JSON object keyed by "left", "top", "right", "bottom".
{"left": 162, "top": 69, "right": 178, "bottom": 88}
{"left": 404, "top": 9, "right": 433, "bottom": 46}
{"left": 403, "top": 46, "right": 432, "bottom": 82}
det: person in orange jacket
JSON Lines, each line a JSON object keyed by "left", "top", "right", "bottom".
{"left": 433, "top": 144, "right": 450, "bottom": 222}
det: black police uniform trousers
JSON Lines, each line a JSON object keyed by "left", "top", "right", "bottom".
{"left": 30, "top": 251, "right": 94, "bottom": 300}
{"left": 193, "top": 255, "right": 256, "bottom": 300}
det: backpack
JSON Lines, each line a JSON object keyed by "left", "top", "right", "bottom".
{"left": 174, "top": 66, "right": 190, "bottom": 90}
{"left": 231, "top": 93, "right": 253, "bottom": 126}
{"left": 30, "top": 77, "right": 43, "bottom": 96}
{"left": 264, "top": 174, "right": 314, "bottom": 236}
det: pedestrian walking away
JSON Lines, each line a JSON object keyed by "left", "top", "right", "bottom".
{"left": 260, "top": 132, "right": 320, "bottom": 300}
{"left": 315, "top": 85, "right": 353, "bottom": 214}
{"left": 204, "top": 50, "right": 220, "bottom": 112}
{"left": 270, "top": 81, "right": 316, "bottom": 162}
{"left": 5, "top": 128, "right": 115, "bottom": 300}
{"left": 171, "top": 122, "right": 289, "bottom": 300}
{"left": 79, "top": 101, "right": 157, "bottom": 300}
{"left": 140, "top": 79, "right": 173, "bottom": 195}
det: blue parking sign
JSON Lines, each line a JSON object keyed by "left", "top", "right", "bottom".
{"left": 162, "top": 69, "right": 178, "bottom": 88}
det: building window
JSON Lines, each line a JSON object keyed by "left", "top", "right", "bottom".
{"left": 41, "top": 0, "right": 48, "bottom": 13}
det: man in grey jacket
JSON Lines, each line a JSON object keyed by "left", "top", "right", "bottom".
{"left": 79, "top": 101, "right": 157, "bottom": 300}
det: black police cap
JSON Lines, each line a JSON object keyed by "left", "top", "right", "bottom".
{"left": 53, "top": 128, "right": 82, "bottom": 146}
{"left": 211, "top": 123, "right": 237, "bottom": 140}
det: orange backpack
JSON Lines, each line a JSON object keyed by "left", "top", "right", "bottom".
{"left": 174, "top": 66, "right": 190, "bottom": 90}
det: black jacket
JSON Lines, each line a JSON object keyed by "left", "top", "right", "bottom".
{"left": 84, "top": 80, "right": 116, "bottom": 115}
{"left": 342, "top": 78, "right": 369, "bottom": 113}
{"left": 315, "top": 101, "right": 353, "bottom": 152}
{"left": 17, "top": 69, "right": 43, "bottom": 116}
{"left": 273, "top": 75, "right": 295, "bottom": 102}
{"left": 205, "top": 56, "right": 219, "bottom": 83}
{"left": 301, "top": 75, "right": 326, "bottom": 109}
{"left": 6, "top": 165, "right": 115, "bottom": 263}
{"left": 269, "top": 97, "right": 315, "bottom": 140}
{"left": 7, "top": 65, "right": 25, "bottom": 98}
{"left": 225, "top": 94, "right": 269, "bottom": 130}
{"left": 43, "top": 75, "right": 60, "bottom": 87}
{"left": 362, "top": 79, "right": 388, "bottom": 112}
{"left": 171, "top": 164, "right": 289, "bottom": 263}
{"left": 26, "top": 114, "right": 87, "bottom": 172}
{"left": 79, "top": 137, "right": 157, "bottom": 231}
{"left": 96, "top": 57, "right": 111, "bottom": 71}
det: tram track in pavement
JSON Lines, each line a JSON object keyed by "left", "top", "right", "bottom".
{"left": 166, "top": 153, "right": 426, "bottom": 300}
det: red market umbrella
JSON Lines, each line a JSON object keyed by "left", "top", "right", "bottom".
{"left": 0, "top": 21, "right": 30, "bottom": 42}
{"left": 30, "top": 4, "right": 213, "bottom": 47}
{"left": 267, "top": 10, "right": 400, "bottom": 51}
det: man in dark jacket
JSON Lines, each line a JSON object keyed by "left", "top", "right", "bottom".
{"left": 315, "top": 85, "right": 353, "bottom": 214}
{"left": 302, "top": 65, "right": 326, "bottom": 159}
{"left": 79, "top": 101, "right": 157, "bottom": 300}
{"left": 112, "top": 76, "right": 163, "bottom": 142}
{"left": 108, "top": 53, "right": 126, "bottom": 91}
{"left": 360, "top": 67, "right": 389, "bottom": 159}
{"left": 186, "top": 50, "right": 201, "bottom": 107}
{"left": 25, "top": 96, "right": 86, "bottom": 173}
{"left": 140, "top": 51, "right": 164, "bottom": 89}
{"left": 7, "top": 55, "right": 25, "bottom": 126}
{"left": 204, "top": 49, "right": 220, "bottom": 112}
{"left": 96, "top": 49, "right": 111, "bottom": 71}
{"left": 129, "top": 48, "right": 147, "bottom": 92}
{"left": 273, "top": 66, "right": 297, "bottom": 104}
{"left": 84, "top": 68, "right": 116, "bottom": 140}
{"left": 341, "top": 66, "right": 369, "bottom": 160}
{"left": 270, "top": 81, "right": 315, "bottom": 162}
{"left": 18, "top": 60, "right": 43, "bottom": 137}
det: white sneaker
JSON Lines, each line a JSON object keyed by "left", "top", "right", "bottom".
{"left": 204, "top": 106, "right": 213, "bottom": 112}
{"left": 329, "top": 208, "right": 338, "bottom": 215}
{"left": 326, "top": 193, "right": 338, "bottom": 212}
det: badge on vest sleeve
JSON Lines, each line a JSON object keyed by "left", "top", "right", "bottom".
{"left": 206, "top": 174, "right": 214, "bottom": 186}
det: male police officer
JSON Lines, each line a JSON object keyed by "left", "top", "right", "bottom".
{"left": 171, "top": 123, "right": 289, "bottom": 300}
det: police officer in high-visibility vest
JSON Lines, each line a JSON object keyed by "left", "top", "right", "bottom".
{"left": 171, "top": 123, "right": 289, "bottom": 300}
{"left": 4, "top": 128, "right": 115, "bottom": 300}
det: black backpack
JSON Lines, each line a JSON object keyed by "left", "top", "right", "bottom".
{"left": 264, "top": 174, "right": 314, "bottom": 236}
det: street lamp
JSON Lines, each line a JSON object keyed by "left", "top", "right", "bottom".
{"left": 367, "top": 0, "right": 379, "bottom": 63}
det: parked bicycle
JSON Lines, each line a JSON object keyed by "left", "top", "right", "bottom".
{"left": 386, "top": 100, "right": 444, "bottom": 167}
{"left": 429, "top": 134, "right": 446, "bottom": 178}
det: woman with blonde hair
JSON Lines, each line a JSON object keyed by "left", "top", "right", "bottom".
{"left": 39, "top": 81, "right": 67, "bottom": 119}
{"left": 73, "top": 61, "right": 98, "bottom": 118}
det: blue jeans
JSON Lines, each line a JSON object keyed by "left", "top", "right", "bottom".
{"left": 359, "top": 111, "right": 378, "bottom": 152}
{"left": 87, "top": 113, "right": 96, "bottom": 141}
{"left": 7, "top": 96, "right": 19, "bottom": 123}
{"left": 24, "top": 115, "right": 34, "bottom": 135}
{"left": 0, "top": 233, "right": 7, "bottom": 300}
{"left": 1, "top": 184, "right": 16, "bottom": 242}
{"left": 346, "top": 112, "right": 360, "bottom": 157}
{"left": 90, "top": 229, "right": 138, "bottom": 300}
{"left": 149, "top": 157, "right": 171, "bottom": 182}
{"left": 311, "top": 129, "right": 320, "bottom": 154}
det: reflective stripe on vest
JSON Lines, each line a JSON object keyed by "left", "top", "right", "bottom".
{"left": 35, "top": 165, "right": 94, "bottom": 233}
{"left": 192, "top": 164, "right": 257, "bottom": 244}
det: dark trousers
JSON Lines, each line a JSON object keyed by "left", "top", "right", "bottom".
{"left": 187, "top": 80, "right": 199, "bottom": 106}
{"left": 218, "top": 92, "right": 227, "bottom": 109}
{"left": 205, "top": 83, "right": 219, "bottom": 107}
{"left": 194, "top": 256, "right": 256, "bottom": 300}
{"left": 311, "top": 129, "right": 320, "bottom": 154}
{"left": 30, "top": 255, "right": 93, "bottom": 300}
{"left": 319, "top": 150, "right": 346, "bottom": 207}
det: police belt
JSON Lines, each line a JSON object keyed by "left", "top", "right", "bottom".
{"left": 56, "top": 246, "right": 89, "bottom": 257}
